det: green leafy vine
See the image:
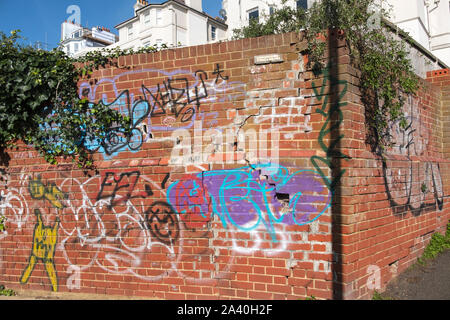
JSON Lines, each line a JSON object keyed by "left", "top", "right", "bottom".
{"left": 0, "top": 30, "right": 170, "bottom": 169}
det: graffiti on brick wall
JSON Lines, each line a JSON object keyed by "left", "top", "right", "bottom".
{"left": 57, "top": 171, "right": 178, "bottom": 286}
{"left": 382, "top": 96, "right": 444, "bottom": 215}
{"left": 20, "top": 209, "right": 59, "bottom": 292}
{"left": 83, "top": 92, "right": 150, "bottom": 157}
{"left": 0, "top": 58, "right": 340, "bottom": 292}
{"left": 29, "top": 176, "right": 65, "bottom": 209}
{"left": 79, "top": 65, "right": 245, "bottom": 159}
{"left": 21, "top": 177, "right": 64, "bottom": 291}
{"left": 310, "top": 64, "right": 350, "bottom": 192}
{"left": 167, "top": 163, "right": 332, "bottom": 242}
{"left": 241, "top": 63, "right": 313, "bottom": 140}
{"left": 0, "top": 174, "right": 28, "bottom": 230}
{"left": 0, "top": 162, "right": 333, "bottom": 291}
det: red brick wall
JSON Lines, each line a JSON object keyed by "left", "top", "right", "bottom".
{"left": 337, "top": 65, "right": 450, "bottom": 299}
{"left": 0, "top": 32, "right": 448, "bottom": 300}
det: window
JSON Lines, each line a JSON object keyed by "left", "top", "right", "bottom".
{"left": 248, "top": 7, "right": 259, "bottom": 23}
{"left": 144, "top": 11, "right": 150, "bottom": 24}
{"left": 156, "top": 9, "right": 162, "bottom": 25}
{"left": 74, "top": 43, "right": 79, "bottom": 53}
{"left": 269, "top": 6, "right": 275, "bottom": 15}
{"left": 211, "top": 26, "right": 216, "bottom": 41}
{"left": 128, "top": 24, "right": 134, "bottom": 38}
{"left": 297, "top": 0, "right": 308, "bottom": 10}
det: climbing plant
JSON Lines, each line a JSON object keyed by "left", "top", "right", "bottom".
{"left": 0, "top": 30, "right": 169, "bottom": 168}
{"left": 0, "top": 215, "right": 4, "bottom": 233}
{"left": 233, "top": 0, "right": 419, "bottom": 153}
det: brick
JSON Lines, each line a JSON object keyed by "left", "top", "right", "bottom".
{"left": 1, "top": 32, "right": 448, "bottom": 303}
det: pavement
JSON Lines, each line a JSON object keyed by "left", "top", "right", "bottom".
{"left": 380, "top": 248, "right": 450, "bottom": 300}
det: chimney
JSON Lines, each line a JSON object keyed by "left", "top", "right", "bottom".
{"left": 134, "top": 0, "right": 148, "bottom": 15}
{"left": 184, "top": 0, "right": 202, "bottom": 12}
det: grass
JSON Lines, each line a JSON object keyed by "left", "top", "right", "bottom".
{"left": 372, "top": 291, "right": 393, "bottom": 300}
{"left": 372, "top": 222, "right": 450, "bottom": 300}
{"left": 0, "top": 285, "right": 16, "bottom": 297}
{"left": 417, "top": 223, "right": 450, "bottom": 266}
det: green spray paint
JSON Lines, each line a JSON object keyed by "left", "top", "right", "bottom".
{"left": 310, "top": 65, "right": 350, "bottom": 193}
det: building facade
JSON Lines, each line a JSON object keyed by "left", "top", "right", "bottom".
{"left": 61, "top": 21, "right": 118, "bottom": 57}
{"left": 221, "top": 0, "right": 450, "bottom": 66}
{"left": 221, "top": 0, "right": 317, "bottom": 39}
{"left": 387, "top": 0, "right": 450, "bottom": 66}
{"left": 111, "top": 0, "right": 228, "bottom": 51}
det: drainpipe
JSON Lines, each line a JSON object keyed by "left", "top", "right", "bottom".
{"left": 239, "top": 0, "right": 242, "bottom": 24}
{"left": 169, "top": 7, "right": 178, "bottom": 47}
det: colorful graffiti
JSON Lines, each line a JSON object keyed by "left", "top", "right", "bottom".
{"left": 0, "top": 160, "right": 333, "bottom": 291}
{"left": 78, "top": 65, "right": 245, "bottom": 159}
{"left": 29, "top": 176, "right": 65, "bottom": 209}
{"left": 83, "top": 92, "right": 150, "bottom": 157}
{"left": 20, "top": 209, "right": 59, "bottom": 292}
{"left": 167, "top": 164, "right": 332, "bottom": 242}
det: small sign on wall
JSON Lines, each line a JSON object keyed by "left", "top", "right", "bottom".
{"left": 254, "top": 54, "right": 284, "bottom": 65}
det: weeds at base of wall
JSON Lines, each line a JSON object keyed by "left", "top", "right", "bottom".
{"left": 0, "top": 285, "right": 16, "bottom": 297}
{"left": 371, "top": 291, "right": 393, "bottom": 300}
{"left": 371, "top": 222, "right": 450, "bottom": 300}
{"left": 417, "top": 222, "right": 450, "bottom": 266}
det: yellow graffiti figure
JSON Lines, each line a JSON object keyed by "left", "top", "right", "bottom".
{"left": 20, "top": 209, "right": 59, "bottom": 292}
{"left": 29, "top": 176, "right": 65, "bottom": 209}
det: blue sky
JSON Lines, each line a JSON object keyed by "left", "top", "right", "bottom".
{"left": 0, "top": 0, "right": 223, "bottom": 49}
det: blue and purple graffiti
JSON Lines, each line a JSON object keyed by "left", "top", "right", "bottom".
{"left": 167, "top": 164, "right": 331, "bottom": 242}
{"left": 79, "top": 67, "right": 245, "bottom": 159}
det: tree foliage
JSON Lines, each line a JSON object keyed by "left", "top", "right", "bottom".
{"left": 0, "top": 30, "right": 134, "bottom": 167}
{"left": 233, "top": 0, "right": 419, "bottom": 152}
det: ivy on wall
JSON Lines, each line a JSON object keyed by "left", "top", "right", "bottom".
{"left": 0, "top": 30, "right": 170, "bottom": 169}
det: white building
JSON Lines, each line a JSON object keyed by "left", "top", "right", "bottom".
{"left": 221, "top": 0, "right": 316, "bottom": 39}
{"left": 61, "top": 21, "right": 118, "bottom": 57}
{"left": 111, "top": 0, "right": 228, "bottom": 50}
{"left": 221, "top": 0, "right": 450, "bottom": 66}
{"left": 387, "top": 0, "right": 450, "bottom": 66}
